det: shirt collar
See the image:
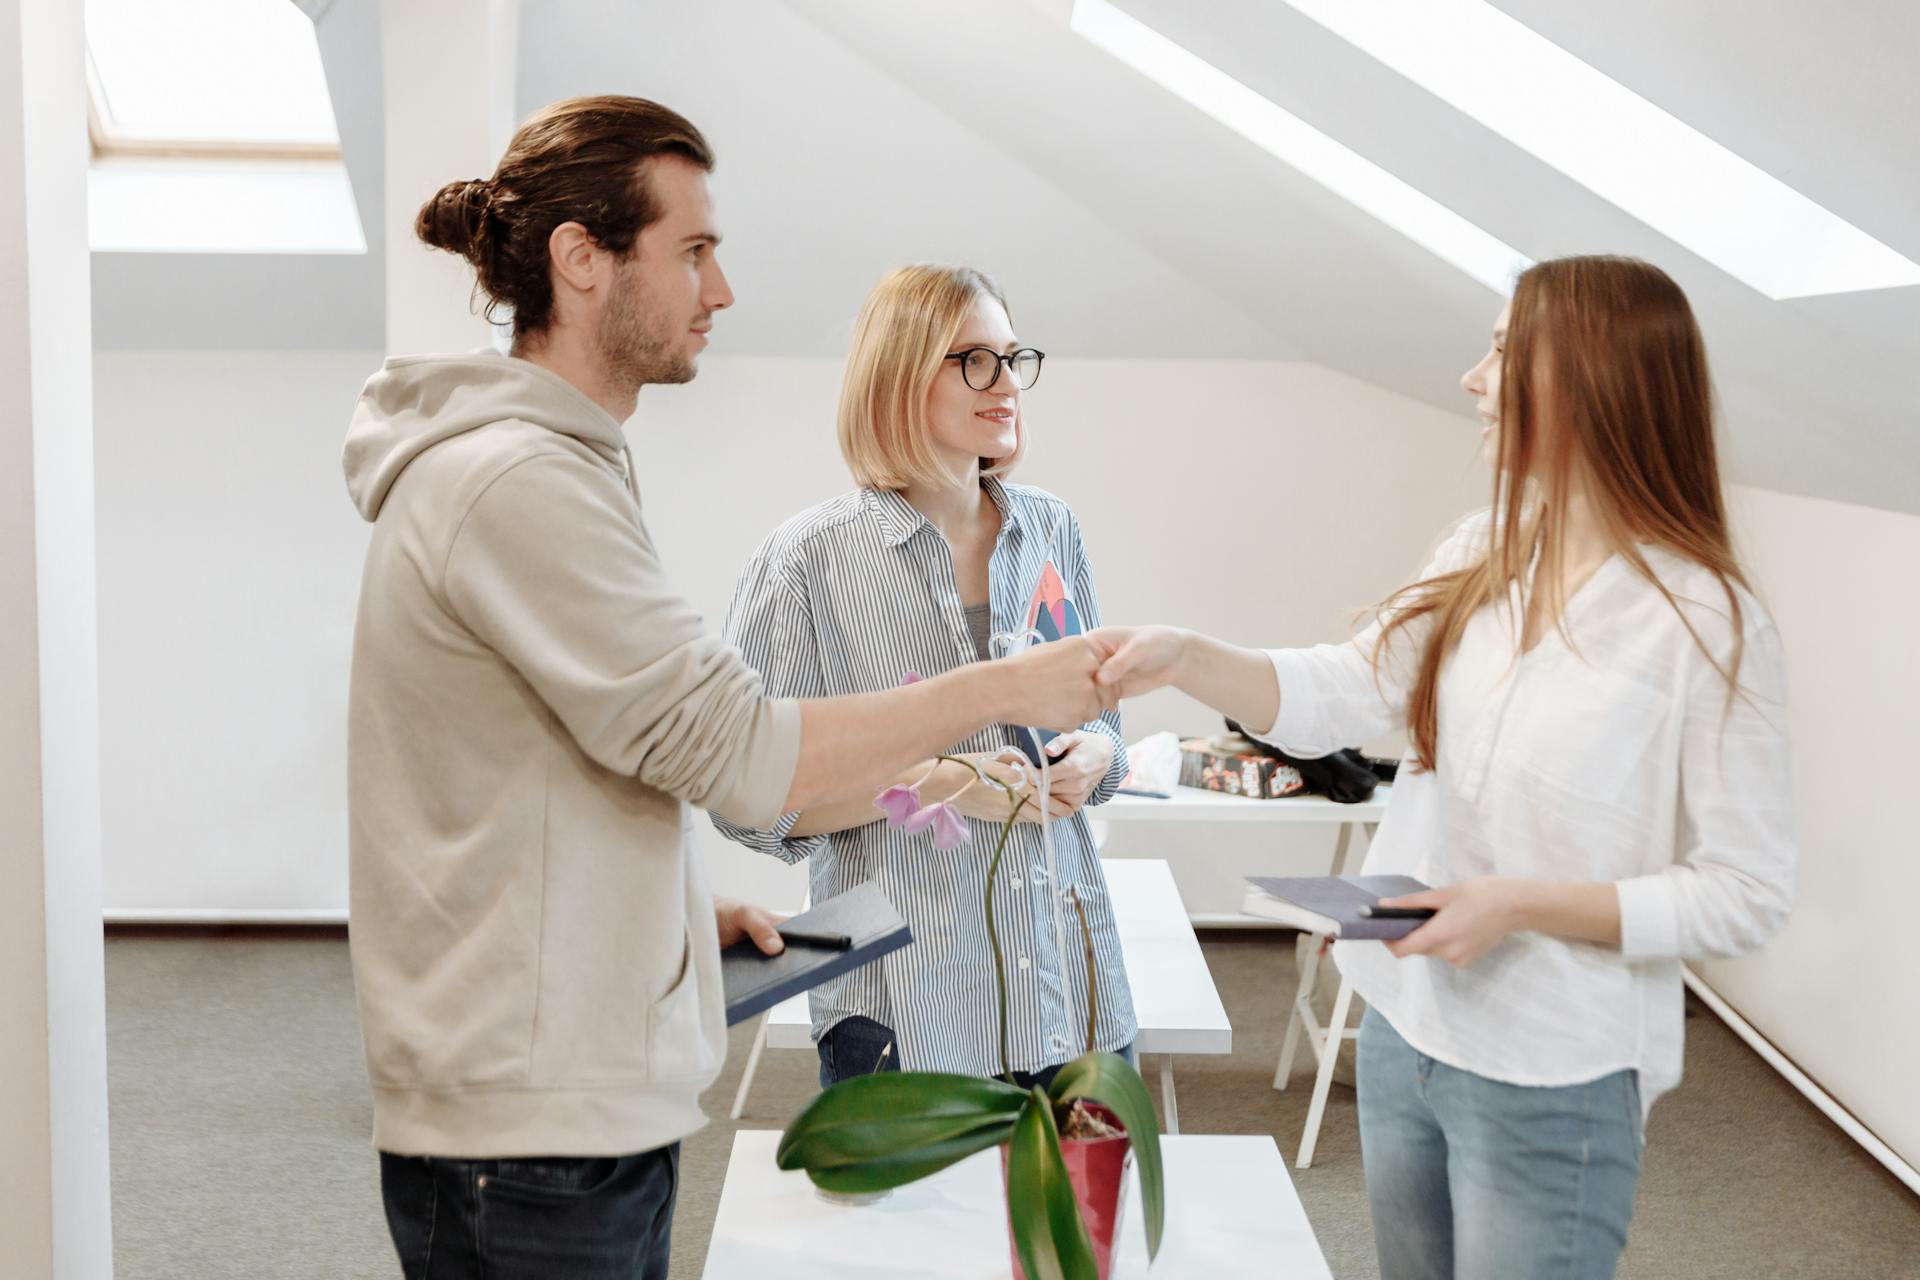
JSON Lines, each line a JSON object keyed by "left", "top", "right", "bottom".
{"left": 865, "top": 476, "right": 1023, "bottom": 549}
{"left": 981, "top": 474, "right": 1019, "bottom": 532}
{"left": 864, "top": 487, "right": 924, "bottom": 548}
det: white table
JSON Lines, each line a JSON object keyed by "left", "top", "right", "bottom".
{"left": 1095, "top": 785, "right": 1389, "bottom": 926}
{"left": 1102, "top": 783, "right": 1391, "bottom": 826}
{"left": 703, "top": 1129, "right": 1333, "bottom": 1279}
{"left": 730, "top": 859, "right": 1232, "bottom": 1133}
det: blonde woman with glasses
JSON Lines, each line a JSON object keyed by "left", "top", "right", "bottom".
{"left": 714, "top": 265, "right": 1137, "bottom": 1088}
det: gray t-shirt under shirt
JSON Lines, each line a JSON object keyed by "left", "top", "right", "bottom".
{"left": 964, "top": 602, "right": 994, "bottom": 662}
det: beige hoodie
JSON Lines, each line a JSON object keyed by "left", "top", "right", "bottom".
{"left": 343, "top": 352, "right": 801, "bottom": 1158}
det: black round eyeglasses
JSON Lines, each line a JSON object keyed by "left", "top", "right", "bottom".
{"left": 943, "top": 346, "right": 1046, "bottom": 391}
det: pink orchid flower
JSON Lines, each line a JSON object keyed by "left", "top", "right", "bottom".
{"left": 874, "top": 784, "right": 921, "bottom": 825}
{"left": 927, "top": 803, "right": 968, "bottom": 849}
{"left": 900, "top": 800, "right": 968, "bottom": 850}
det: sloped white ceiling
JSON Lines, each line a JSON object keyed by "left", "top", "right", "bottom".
{"left": 90, "top": 0, "right": 1920, "bottom": 514}
{"left": 514, "top": 0, "right": 1297, "bottom": 360}
{"left": 785, "top": 0, "right": 1920, "bottom": 512}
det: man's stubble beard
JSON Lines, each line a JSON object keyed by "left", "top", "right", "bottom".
{"left": 600, "top": 261, "right": 698, "bottom": 393}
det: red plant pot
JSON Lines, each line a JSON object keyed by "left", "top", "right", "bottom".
{"left": 999, "top": 1103, "right": 1133, "bottom": 1280}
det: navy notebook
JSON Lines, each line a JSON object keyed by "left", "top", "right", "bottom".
{"left": 720, "top": 883, "right": 913, "bottom": 1026}
{"left": 1243, "top": 874, "right": 1434, "bottom": 940}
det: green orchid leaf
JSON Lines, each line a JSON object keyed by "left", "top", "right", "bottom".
{"left": 787, "top": 1111, "right": 1019, "bottom": 1169}
{"left": 778, "top": 1072, "right": 1026, "bottom": 1160}
{"left": 1048, "top": 1051, "right": 1166, "bottom": 1262}
{"left": 1006, "top": 1087, "right": 1098, "bottom": 1280}
{"left": 802, "top": 1122, "right": 1017, "bottom": 1193}
{"left": 776, "top": 1072, "right": 1028, "bottom": 1188}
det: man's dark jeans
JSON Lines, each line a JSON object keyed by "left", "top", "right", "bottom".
{"left": 379, "top": 1144, "right": 679, "bottom": 1279}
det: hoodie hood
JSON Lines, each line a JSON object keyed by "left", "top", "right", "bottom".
{"left": 344, "top": 352, "right": 629, "bottom": 521}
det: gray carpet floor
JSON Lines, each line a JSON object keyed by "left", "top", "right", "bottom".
{"left": 104, "top": 928, "right": 1920, "bottom": 1278}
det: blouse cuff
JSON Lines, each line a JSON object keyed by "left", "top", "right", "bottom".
{"left": 1250, "top": 648, "right": 1319, "bottom": 746}
{"left": 1085, "top": 721, "right": 1129, "bottom": 806}
{"left": 712, "top": 809, "right": 828, "bottom": 867}
{"left": 1616, "top": 873, "right": 1681, "bottom": 961}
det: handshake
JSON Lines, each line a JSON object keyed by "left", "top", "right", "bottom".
{"left": 992, "top": 625, "right": 1191, "bottom": 730}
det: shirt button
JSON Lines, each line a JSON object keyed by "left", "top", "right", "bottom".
{"left": 1018, "top": 957, "right": 1031, "bottom": 970}
{"left": 1010, "top": 876, "right": 1023, "bottom": 889}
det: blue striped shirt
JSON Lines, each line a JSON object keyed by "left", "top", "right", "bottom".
{"left": 712, "top": 478, "right": 1137, "bottom": 1075}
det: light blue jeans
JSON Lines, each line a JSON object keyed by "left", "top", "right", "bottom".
{"left": 1356, "top": 1008, "right": 1642, "bottom": 1280}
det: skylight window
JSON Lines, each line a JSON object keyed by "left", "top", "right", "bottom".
{"left": 87, "top": 0, "right": 341, "bottom": 153}
{"left": 1070, "top": 0, "right": 1529, "bottom": 294}
{"left": 1277, "top": 0, "right": 1920, "bottom": 300}
{"left": 84, "top": 0, "right": 362, "bottom": 253}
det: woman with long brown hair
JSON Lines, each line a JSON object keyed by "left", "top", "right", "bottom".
{"left": 1094, "top": 255, "right": 1795, "bottom": 1279}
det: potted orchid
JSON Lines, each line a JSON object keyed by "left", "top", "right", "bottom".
{"left": 776, "top": 725, "right": 1167, "bottom": 1279}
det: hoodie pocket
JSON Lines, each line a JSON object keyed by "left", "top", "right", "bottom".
{"left": 646, "top": 925, "right": 720, "bottom": 1084}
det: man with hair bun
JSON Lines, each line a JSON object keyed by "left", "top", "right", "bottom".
{"left": 342, "top": 95, "right": 1113, "bottom": 1277}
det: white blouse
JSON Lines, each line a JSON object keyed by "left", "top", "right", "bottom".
{"left": 1256, "top": 511, "right": 1795, "bottom": 1116}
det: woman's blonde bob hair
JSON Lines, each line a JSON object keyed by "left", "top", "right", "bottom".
{"left": 837, "top": 265, "right": 1027, "bottom": 490}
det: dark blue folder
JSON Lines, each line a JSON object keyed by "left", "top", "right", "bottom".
{"left": 1244, "top": 874, "right": 1433, "bottom": 940}
{"left": 720, "top": 883, "right": 913, "bottom": 1026}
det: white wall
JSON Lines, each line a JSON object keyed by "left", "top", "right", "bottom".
{"left": 4, "top": 0, "right": 113, "bottom": 1269}
{"left": 379, "top": 0, "right": 518, "bottom": 355}
{"left": 93, "top": 350, "right": 1485, "bottom": 917}
{"left": 1692, "top": 485, "right": 1920, "bottom": 1178}
{"left": 93, "top": 350, "right": 374, "bottom": 917}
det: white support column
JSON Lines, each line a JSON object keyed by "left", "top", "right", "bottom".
{"left": 380, "top": 0, "right": 522, "bottom": 354}
{"left": 0, "top": 0, "right": 113, "bottom": 1273}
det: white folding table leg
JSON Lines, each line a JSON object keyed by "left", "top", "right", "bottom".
{"left": 1328, "top": 822, "right": 1354, "bottom": 875}
{"left": 728, "top": 1014, "right": 770, "bottom": 1120}
{"left": 1297, "top": 972, "right": 1357, "bottom": 1169}
{"left": 1159, "top": 1055, "right": 1180, "bottom": 1135}
{"left": 1274, "top": 933, "right": 1324, "bottom": 1090}
{"left": 1273, "top": 819, "right": 1356, "bottom": 1092}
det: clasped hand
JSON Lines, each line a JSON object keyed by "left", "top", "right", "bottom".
{"left": 1086, "top": 624, "right": 1186, "bottom": 699}
{"left": 1000, "top": 634, "right": 1121, "bottom": 729}
{"left": 942, "top": 731, "right": 1113, "bottom": 825}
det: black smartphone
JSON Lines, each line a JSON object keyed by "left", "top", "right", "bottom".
{"left": 1358, "top": 904, "right": 1437, "bottom": 920}
{"left": 777, "top": 928, "right": 853, "bottom": 950}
